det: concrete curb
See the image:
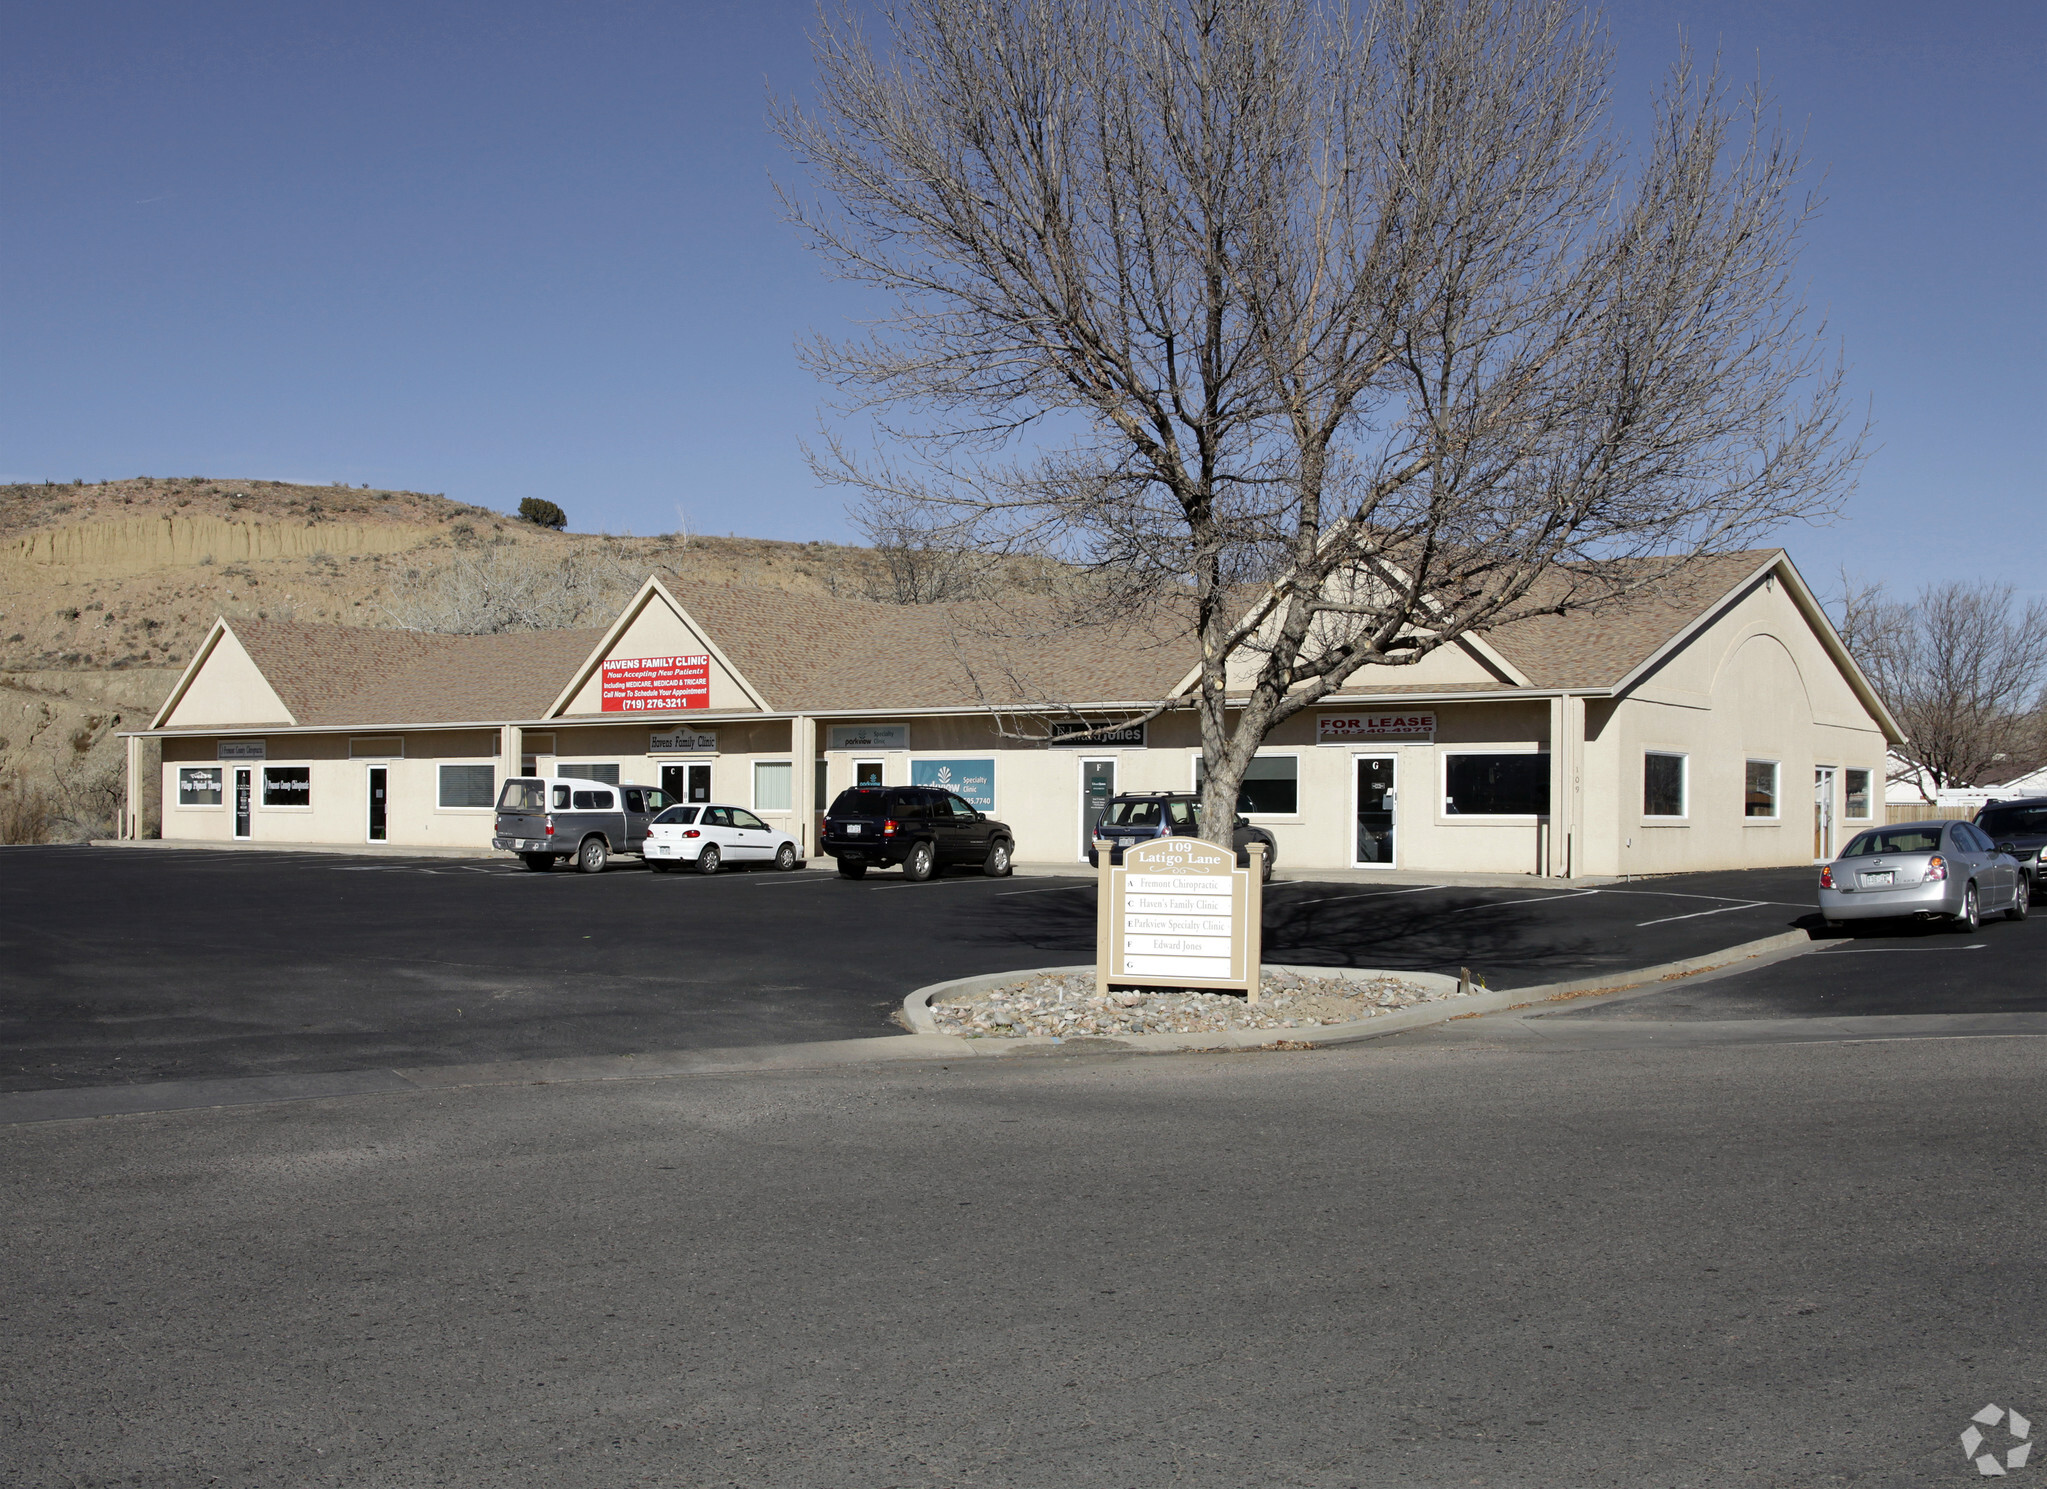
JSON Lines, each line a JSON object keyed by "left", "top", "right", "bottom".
{"left": 900, "top": 931, "right": 1817, "bottom": 1053}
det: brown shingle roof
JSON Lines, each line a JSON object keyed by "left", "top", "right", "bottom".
{"left": 650, "top": 585, "right": 1201, "bottom": 714}
{"left": 227, "top": 620, "right": 607, "bottom": 727}
{"left": 1481, "top": 550, "right": 1778, "bottom": 689}
{"left": 175, "top": 550, "right": 1787, "bottom": 732}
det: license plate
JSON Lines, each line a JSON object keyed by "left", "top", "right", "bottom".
{"left": 847, "top": 824, "right": 863, "bottom": 834}
{"left": 1860, "top": 871, "right": 1893, "bottom": 887}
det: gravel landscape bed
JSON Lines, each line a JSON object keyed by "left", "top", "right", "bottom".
{"left": 928, "top": 967, "right": 1467, "bottom": 1038}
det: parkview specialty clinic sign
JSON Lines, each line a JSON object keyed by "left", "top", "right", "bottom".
{"left": 1097, "top": 836, "right": 1264, "bottom": 1001}
{"left": 1317, "top": 710, "right": 1435, "bottom": 744}
{"left": 601, "top": 655, "right": 711, "bottom": 712}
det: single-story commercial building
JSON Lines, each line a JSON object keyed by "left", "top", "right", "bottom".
{"left": 121, "top": 548, "right": 1902, "bottom": 877}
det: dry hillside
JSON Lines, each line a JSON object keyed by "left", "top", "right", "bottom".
{"left": 0, "top": 476, "right": 1026, "bottom": 840}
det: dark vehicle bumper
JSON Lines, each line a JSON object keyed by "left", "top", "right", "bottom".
{"left": 822, "top": 840, "right": 911, "bottom": 866}
{"left": 493, "top": 834, "right": 556, "bottom": 853}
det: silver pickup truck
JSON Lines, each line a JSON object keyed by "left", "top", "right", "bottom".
{"left": 492, "top": 776, "right": 677, "bottom": 873}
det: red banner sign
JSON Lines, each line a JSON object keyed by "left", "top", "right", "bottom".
{"left": 600, "top": 654, "right": 711, "bottom": 712}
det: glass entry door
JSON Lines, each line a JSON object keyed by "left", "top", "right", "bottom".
{"left": 1813, "top": 767, "right": 1836, "bottom": 861}
{"left": 1082, "top": 758, "right": 1116, "bottom": 857}
{"left": 1355, "top": 756, "right": 1396, "bottom": 865}
{"left": 233, "top": 767, "right": 252, "bottom": 839}
{"left": 662, "top": 762, "right": 714, "bottom": 804}
{"left": 367, "top": 766, "right": 388, "bottom": 842}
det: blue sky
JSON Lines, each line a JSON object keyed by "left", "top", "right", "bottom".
{"left": 3, "top": 1, "right": 2039, "bottom": 601}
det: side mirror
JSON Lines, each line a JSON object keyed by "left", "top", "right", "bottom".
{"left": 1999, "top": 842, "right": 2019, "bottom": 855}
{"left": 1234, "top": 816, "right": 1250, "bottom": 829}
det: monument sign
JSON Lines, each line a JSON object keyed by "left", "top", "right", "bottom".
{"left": 1096, "top": 836, "right": 1264, "bottom": 1002}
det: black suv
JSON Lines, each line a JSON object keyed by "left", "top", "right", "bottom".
{"left": 821, "top": 785, "right": 1016, "bottom": 881}
{"left": 1087, "top": 791, "right": 1278, "bottom": 881}
{"left": 1977, "top": 797, "right": 2047, "bottom": 891}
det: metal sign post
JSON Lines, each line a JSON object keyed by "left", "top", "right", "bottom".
{"left": 1097, "top": 837, "right": 1264, "bottom": 1003}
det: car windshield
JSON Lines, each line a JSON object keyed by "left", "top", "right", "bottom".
{"left": 1840, "top": 827, "right": 1944, "bottom": 857}
{"left": 653, "top": 806, "right": 699, "bottom": 825}
{"left": 496, "top": 780, "right": 546, "bottom": 812}
{"left": 1978, "top": 805, "right": 2047, "bottom": 838}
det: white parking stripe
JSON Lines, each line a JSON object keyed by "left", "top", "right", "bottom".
{"left": 1293, "top": 885, "right": 1449, "bottom": 906}
{"left": 1448, "top": 890, "right": 1601, "bottom": 915}
{"left": 1813, "top": 943, "right": 1988, "bottom": 954}
{"left": 997, "top": 883, "right": 1093, "bottom": 896}
{"left": 1635, "top": 902, "right": 1765, "bottom": 927}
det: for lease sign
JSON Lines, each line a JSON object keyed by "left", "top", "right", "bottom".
{"left": 601, "top": 655, "right": 710, "bottom": 712}
{"left": 1317, "top": 711, "right": 1435, "bottom": 743}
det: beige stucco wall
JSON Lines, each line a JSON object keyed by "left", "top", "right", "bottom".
{"left": 158, "top": 629, "right": 294, "bottom": 729}
{"left": 1579, "top": 575, "right": 1889, "bottom": 877}
{"left": 160, "top": 730, "right": 506, "bottom": 847}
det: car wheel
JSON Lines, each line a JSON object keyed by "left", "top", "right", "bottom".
{"left": 1086, "top": 849, "right": 1098, "bottom": 869}
{"left": 1955, "top": 882, "right": 1979, "bottom": 932}
{"left": 774, "top": 842, "right": 798, "bottom": 872}
{"left": 697, "top": 843, "right": 721, "bottom": 876}
{"left": 519, "top": 853, "right": 553, "bottom": 873}
{"left": 838, "top": 860, "right": 867, "bottom": 879}
{"left": 983, "top": 839, "right": 1013, "bottom": 877}
{"left": 2009, "top": 876, "right": 2030, "bottom": 921}
{"left": 577, "top": 837, "right": 608, "bottom": 874}
{"left": 903, "top": 841, "right": 935, "bottom": 882}
{"left": 1258, "top": 840, "right": 1276, "bottom": 883}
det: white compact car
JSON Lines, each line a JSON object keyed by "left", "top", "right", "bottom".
{"left": 644, "top": 804, "right": 803, "bottom": 875}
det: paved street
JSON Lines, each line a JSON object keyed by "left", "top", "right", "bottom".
{"left": 4, "top": 1025, "right": 2041, "bottom": 1488}
{"left": 3, "top": 846, "right": 1842, "bottom": 1093}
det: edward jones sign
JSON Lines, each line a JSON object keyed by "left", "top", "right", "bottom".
{"left": 601, "top": 655, "right": 710, "bottom": 712}
{"left": 1317, "top": 711, "right": 1435, "bottom": 744}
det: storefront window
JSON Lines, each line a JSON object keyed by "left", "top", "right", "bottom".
{"left": 1443, "top": 753, "right": 1550, "bottom": 816}
{"left": 261, "top": 766, "right": 311, "bottom": 808}
{"left": 1745, "top": 760, "right": 1779, "bottom": 818}
{"left": 1643, "top": 753, "right": 1686, "bottom": 818}
{"left": 754, "top": 761, "right": 793, "bottom": 812}
{"left": 439, "top": 764, "right": 496, "bottom": 808}
{"left": 1194, "top": 755, "right": 1299, "bottom": 815}
{"left": 558, "top": 763, "right": 619, "bottom": 785}
{"left": 177, "top": 766, "right": 223, "bottom": 806}
{"left": 1843, "top": 768, "right": 1872, "bottom": 820}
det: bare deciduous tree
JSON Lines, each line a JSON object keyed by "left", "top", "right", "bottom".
{"left": 383, "top": 543, "right": 644, "bottom": 634}
{"left": 778, "top": 0, "right": 1861, "bottom": 844}
{"left": 1835, "top": 576, "right": 2047, "bottom": 794}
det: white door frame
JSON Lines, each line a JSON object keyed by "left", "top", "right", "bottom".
{"left": 366, "top": 762, "right": 389, "bottom": 844}
{"left": 1351, "top": 752, "right": 1398, "bottom": 869}
{"left": 1078, "top": 756, "right": 1116, "bottom": 861}
{"left": 1813, "top": 765, "right": 1837, "bottom": 862}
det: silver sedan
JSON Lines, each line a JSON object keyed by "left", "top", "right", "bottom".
{"left": 1818, "top": 819, "right": 2029, "bottom": 931}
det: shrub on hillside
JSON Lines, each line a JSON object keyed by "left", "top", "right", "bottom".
{"left": 518, "top": 497, "right": 567, "bottom": 530}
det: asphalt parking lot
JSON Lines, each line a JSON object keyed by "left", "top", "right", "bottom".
{"left": 0, "top": 846, "right": 1847, "bottom": 1094}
